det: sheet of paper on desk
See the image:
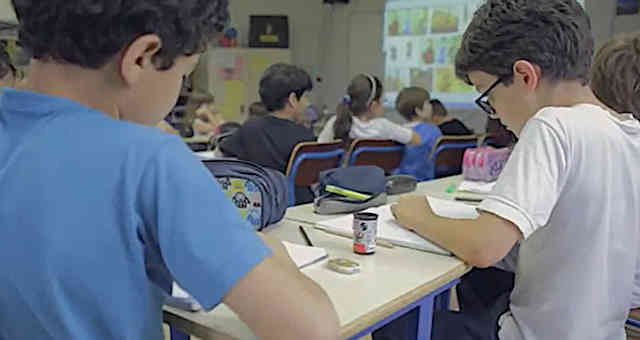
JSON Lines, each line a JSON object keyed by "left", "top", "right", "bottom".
{"left": 427, "top": 196, "right": 480, "bottom": 219}
{"left": 458, "top": 180, "right": 496, "bottom": 194}
{"left": 315, "top": 197, "right": 479, "bottom": 256}
{"left": 168, "top": 242, "right": 328, "bottom": 311}
{"left": 315, "top": 205, "right": 449, "bottom": 255}
{"left": 282, "top": 241, "right": 329, "bottom": 268}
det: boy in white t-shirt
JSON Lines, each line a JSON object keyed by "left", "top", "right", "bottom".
{"left": 390, "top": 1, "right": 640, "bottom": 340}
{"left": 317, "top": 73, "right": 421, "bottom": 146}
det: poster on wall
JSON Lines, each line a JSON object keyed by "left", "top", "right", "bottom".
{"left": 617, "top": 0, "right": 640, "bottom": 15}
{"left": 383, "top": 0, "right": 586, "bottom": 109}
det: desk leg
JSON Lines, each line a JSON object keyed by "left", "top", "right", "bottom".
{"left": 355, "top": 279, "right": 459, "bottom": 340}
{"left": 170, "top": 327, "right": 190, "bottom": 340}
{"left": 434, "top": 289, "right": 451, "bottom": 311}
{"left": 416, "top": 295, "right": 434, "bottom": 340}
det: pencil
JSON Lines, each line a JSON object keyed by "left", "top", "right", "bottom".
{"left": 454, "top": 196, "right": 483, "bottom": 203}
{"left": 299, "top": 226, "right": 314, "bottom": 247}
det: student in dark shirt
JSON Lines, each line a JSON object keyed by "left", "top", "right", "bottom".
{"left": 220, "top": 63, "right": 316, "bottom": 204}
{"left": 429, "top": 99, "right": 474, "bottom": 135}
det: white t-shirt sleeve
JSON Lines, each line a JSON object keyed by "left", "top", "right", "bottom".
{"left": 478, "top": 117, "right": 569, "bottom": 239}
{"left": 379, "top": 118, "right": 414, "bottom": 144}
{"left": 318, "top": 116, "right": 337, "bottom": 143}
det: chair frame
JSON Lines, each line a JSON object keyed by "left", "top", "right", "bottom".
{"left": 285, "top": 141, "right": 344, "bottom": 206}
{"left": 346, "top": 139, "right": 406, "bottom": 173}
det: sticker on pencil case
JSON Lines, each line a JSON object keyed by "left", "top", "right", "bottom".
{"left": 328, "top": 258, "right": 361, "bottom": 274}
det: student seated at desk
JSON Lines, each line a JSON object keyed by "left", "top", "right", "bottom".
{"left": 429, "top": 99, "right": 474, "bottom": 135}
{"left": 0, "top": 2, "right": 339, "bottom": 340}
{"left": 591, "top": 31, "right": 640, "bottom": 309}
{"left": 388, "top": 1, "right": 640, "bottom": 340}
{"left": 393, "top": 86, "right": 442, "bottom": 181}
{"left": 219, "top": 63, "right": 316, "bottom": 204}
{"left": 455, "top": 30, "right": 640, "bottom": 334}
{"left": 317, "top": 73, "right": 421, "bottom": 146}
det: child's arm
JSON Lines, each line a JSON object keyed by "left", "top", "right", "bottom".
{"left": 223, "top": 233, "right": 340, "bottom": 340}
{"left": 408, "top": 131, "right": 421, "bottom": 145}
{"left": 391, "top": 195, "right": 521, "bottom": 267}
{"left": 383, "top": 119, "right": 422, "bottom": 145}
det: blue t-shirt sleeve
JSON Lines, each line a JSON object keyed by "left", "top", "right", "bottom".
{"left": 138, "top": 138, "right": 271, "bottom": 310}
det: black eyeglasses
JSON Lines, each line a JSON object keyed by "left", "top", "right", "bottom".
{"left": 475, "top": 78, "right": 502, "bottom": 116}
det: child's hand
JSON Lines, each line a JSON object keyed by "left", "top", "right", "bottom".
{"left": 391, "top": 195, "right": 436, "bottom": 232}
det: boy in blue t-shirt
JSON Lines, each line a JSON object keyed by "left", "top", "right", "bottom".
{"left": 0, "top": 1, "right": 338, "bottom": 339}
{"left": 394, "top": 86, "right": 442, "bottom": 181}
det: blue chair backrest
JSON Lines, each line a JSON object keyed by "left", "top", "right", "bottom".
{"left": 347, "top": 139, "right": 406, "bottom": 174}
{"left": 286, "top": 141, "right": 344, "bottom": 207}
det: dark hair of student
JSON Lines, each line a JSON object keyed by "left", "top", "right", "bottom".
{"left": 591, "top": 32, "right": 640, "bottom": 120}
{"left": 429, "top": 99, "right": 448, "bottom": 118}
{"left": 395, "top": 87, "right": 430, "bottom": 121}
{"left": 258, "top": 63, "right": 313, "bottom": 112}
{"left": 334, "top": 74, "right": 383, "bottom": 142}
{"left": 11, "top": 0, "right": 229, "bottom": 70}
{"left": 455, "top": 0, "right": 593, "bottom": 86}
{"left": 248, "top": 101, "right": 269, "bottom": 119}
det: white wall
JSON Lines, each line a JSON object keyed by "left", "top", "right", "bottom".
{"left": 228, "top": 0, "right": 325, "bottom": 103}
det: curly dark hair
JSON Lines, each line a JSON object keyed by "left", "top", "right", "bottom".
{"left": 455, "top": 0, "right": 593, "bottom": 86}
{"left": 259, "top": 63, "right": 313, "bottom": 112}
{"left": 11, "top": 0, "right": 229, "bottom": 70}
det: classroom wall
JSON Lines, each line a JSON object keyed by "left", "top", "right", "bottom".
{"left": 227, "top": 0, "right": 326, "bottom": 104}
{"left": 1, "top": 0, "right": 639, "bottom": 130}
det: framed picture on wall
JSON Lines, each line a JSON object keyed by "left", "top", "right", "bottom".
{"left": 617, "top": 0, "right": 640, "bottom": 15}
{"left": 249, "top": 15, "right": 290, "bottom": 48}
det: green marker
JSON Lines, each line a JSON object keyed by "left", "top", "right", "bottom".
{"left": 445, "top": 183, "right": 456, "bottom": 193}
{"left": 325, "top": 185, "right": 371, "bottom": 201}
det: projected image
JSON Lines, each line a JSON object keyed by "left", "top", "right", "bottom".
{"left": 431, "top": 8, "right": 459, "bottom": 33}
{"left": 419, "top": 38, "right": 435, "bottom": 65}
{"left": 383, "top": 0, "right": 585, "bottom": 109}
{"left": 410, "top": 9, "right": 430, "bottom": 35}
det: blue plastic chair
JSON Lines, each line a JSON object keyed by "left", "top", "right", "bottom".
{"left": 429, "top": 135, "right": 479, "bottom": 178}
{"left": 285, "top": 141, "right": 344, "bottom": 207}
{"left": 346, "top": 139, "right": 406, "bottom": 174}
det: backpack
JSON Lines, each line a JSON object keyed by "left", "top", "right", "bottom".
{"left": 202, "top": 159, "right": 288, "bottom": 231}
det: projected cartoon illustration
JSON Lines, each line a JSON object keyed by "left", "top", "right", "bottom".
{"left": 383, "top": 0, "right": 585, "bottom": 109}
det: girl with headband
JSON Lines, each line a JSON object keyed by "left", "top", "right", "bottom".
{"left": 318, "top": 73, "right": 421, "bottom": 146}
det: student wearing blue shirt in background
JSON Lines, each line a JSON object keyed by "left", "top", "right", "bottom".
{"left": 0, "top": 1, "right": 339, "bottom": 339}
{"left": 394, "top": 87, "right": 442, "bottom": 181}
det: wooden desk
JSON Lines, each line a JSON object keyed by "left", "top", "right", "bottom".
{"left": 163, "top": 220, "right": 469, "bottom": 340}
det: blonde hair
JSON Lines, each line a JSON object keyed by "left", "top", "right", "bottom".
{"left": 591, "top": 32, "right": 640, "bottom": 119}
